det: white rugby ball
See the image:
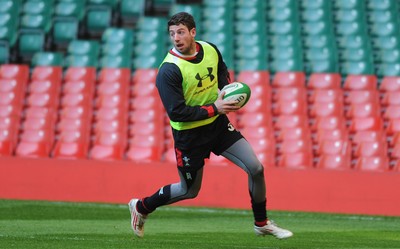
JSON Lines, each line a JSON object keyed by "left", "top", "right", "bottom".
{"left": 221, "top": 82, "right": 251, "bottom": 108}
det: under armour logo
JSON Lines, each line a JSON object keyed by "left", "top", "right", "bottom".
{"left": 195, "top": 67, "right": 215, "bottom": 87}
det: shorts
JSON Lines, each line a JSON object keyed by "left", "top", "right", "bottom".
{"left": 173, "top": 115, "right": 243, "bottom": 171}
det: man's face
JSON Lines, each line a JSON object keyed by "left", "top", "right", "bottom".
{"left": 169, "top": 24, "right": 196, "bottom": 55}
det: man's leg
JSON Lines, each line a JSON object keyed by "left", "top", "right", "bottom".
{"left": 221, "top": 138, "right": 293, "bottom": 239}
{"left": 220, "top": 138, "right": 267, "bottom": 225}
{"left": 129, "top": 148, "right": 206, "bottom": 237}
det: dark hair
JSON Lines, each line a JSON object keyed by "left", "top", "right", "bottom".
{"left": 168, "top": 12, "right": 196, "bottom": 32}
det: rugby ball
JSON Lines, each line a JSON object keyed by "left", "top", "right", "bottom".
{"left": 221, "top": 82, "right": 251, "bottom": 108}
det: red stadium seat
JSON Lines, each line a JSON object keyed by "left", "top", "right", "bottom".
{"left": 131, "top": 134, "right": 163, "bottom": 147}
{"left": 314, "top": 128, "right": 349, "bottom": 143}
{"left": 0, "top": 105, "right": 16, "bottom": 117}
{"left": 62, "top": 80, "right": 88, "bottom": 94}
{"left": 61, "top": 93, "right": 88, "bottom": 107}
{"left": 316, "top": 140, "right": 351, "bottom": 156}
{"left": 248, "top": 84, "right": 271, "bottom": 100}
{"left": 309, "top": 102, "right": 344, "bottom": 118}
{"left": 90, "top": 132, "right": 127, "bottom": 160}
{"left": 277, "top": 127, "right": 311, "bottom": 142}
{"left": 29, "top": 80, "right": 53, "bottom": 94}
{"left": 272, "top": 99, "right": 307, "bottom": 116}
{"left": 129, "top": 121, "right": 163, "bottom": 136}
{"left": 94, "top": 119, "right": 127, "bottom": 133}
{"left": 343, "top": 75, "right": 378, "bottom": 91}
{"left": 240, "top": 126, "right": 273, "bottom": 139}
{"left": 131, "top": 95, "right": 163, "bottom": 111}
{"left": 126, "top": 146, "right": 163, "bottom": 162}
{"left": 308, "top": 89, "right": 343, "bottom": 104}
{"left": 354, "top": 156, "right": 389, "bottom": 171}
{"left": 272, "top": 72, "right": 306, "bottom": 88}
{"left": 98, "top": 81, "right": 127, "bottom": 95}
{"left": 344, "top": 90, "right": 380, "bottom": 105}
{"left": 273, "top": 87, "right": 307, "bottom": 102}
{"left": 130, "top": 108, "right": 164, "bottom": 124}
{"left": 0, "top": 64, "right": 29, "bottom": 83}
{"left": 22, "top": 117, "right": 53, "bottom": 131}
{"left": 241, "top": 97, "right": 271, "bottom": 114}
{"left": 383, "top": 106, "right": 400, "bottom": 120}
{"left": 56, "top": 118, "right": 89, "bottom": 132}
{"left": 52, "top": 130, "right": 89, "bottom": 159}
{"left": 386, "top": 119, "right": 400, "bottom": 135}
{"left": 52, "top": 142, "right": 88, "bottom": 159}
{"left": 31, "top": 66, "right": 62, "bottom": 82}
{"left": 236, "top": 71, "right": 270, "bottom": 86}
{"left": 15, "top": 130, "right": 51, "bottom": 157}
{"left": 99, "top": 68, "right": 131, "bottom": 83}
{"left": 354, "top": 141, "right": 387, "bottom": 158}
{"left": 25, "top": 106, "right": 56, "bottom": 119}
{"left": 95, "top": 107, "right": 122, "bottom": 121}
{"left": 0, "top": 78, "right": 17, "bottom": 92}
{"left": 27, "top": 93, "right": 57, "bottom": 108}
{"left": 64, "top": 67, "right": 97, "bottom": 82}
{"left": 381, "top": 91, "right": 400, "bottom": 106}
{"left": 316, "top": 154, "right": 351, "bottom": 170}
{"left": 277, "top": 152, "right": 313, "bottom": 169}
{"left": 275, "top": 114, "right": 309, "bottom": 130}
{"left": 379, "top": 76, "right": 400, "bottom": 92}
{"left": 0, "top": 116, "right": 18, "bottom": 130}
{"left": 278, "top": 139, "right": 312, "bottom": 155}
{"left": 348, "top": 117, "right": 383, "bottom": 133}
{"left": 95, "top": 94, "right": 128, "bottom": 108}
{"left": 60, "top": 106, "right": 92, "bottom": 120}
{"left": 0, "top": 92, "right": 18, "bottom": 106}
{"left": 312, "top": 116, "right": 347, "bottom": 131}
{"left": 307, "top": 73, "right": 342, "bottom": 90}
{"left": 238, "top": 112, "right": 272, "bottom": 128}
{"left": 346, "top": 103, "right": 381, "bottom": 119}
{"left": 131, "top": 82, "right": 158, "bottom": 97}
{"left": 132, "top": 69, "right": 158, "bottom": 84}
{"left": 352, "top": 130, "right": 386, "bottom": 144}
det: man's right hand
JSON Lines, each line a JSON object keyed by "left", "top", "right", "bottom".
{"left": 214, "top": 91, "right": 241, "bottom": 114}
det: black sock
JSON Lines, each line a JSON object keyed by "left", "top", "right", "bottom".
{"left": 137, "top": 185, "right": 172, "bottom": 215}
{"left": 252, "top": 199, "right": 267, "bottom": 226}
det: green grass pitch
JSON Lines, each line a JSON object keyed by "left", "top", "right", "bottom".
{"left": 0, "top": 199, "right": 399, "bottom": 249}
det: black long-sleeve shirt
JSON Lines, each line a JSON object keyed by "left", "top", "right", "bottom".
{"left": 155, "top": 41, "right": 232, "bottom": 149}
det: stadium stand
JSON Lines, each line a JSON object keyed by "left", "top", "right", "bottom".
{"left": 0, "top": 0, "right": 400, "bottom": 173}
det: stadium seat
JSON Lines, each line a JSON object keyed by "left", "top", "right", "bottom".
{"left": 380, "top": 76, "right": 400, "bottom": 92}
{"left": 15, "top": 129, "right": 52, "bottom": 158}
{"left": 343, "top": 75, "right": 378, "bottom": 91}
{"left": 307, "top": 73, "right": 342, "bottom": 90}
{"left": 278, "top": 139, "right": 312, "bottom": 155}
{"left": 272, "top": 72, "right": 306, "bottom": 88}
{"left": 344, "top": 90, "right": 380, "bottom": 105}
{"left": 383, "top": 106, "right": 400, "bottom": 120}
{"left": 348, "top": 117, "right": 384, "bottom": 133}
{"left": 354, "top": 156, "right": 389, "bottom": 171}
{"left": 90, "top": 132, "right": 127, "bottom": 160}
{"left": 277, "top": 152, "right": 313, "bottom": 169}
{"left": 275, "top": 114, "right": 309, "bottom": 130}
{"left": 31, "top": 52, "right": 64, "bottom": 67}
{"left": 310, "top": 102, "right": 343, "bottom": 118}
{"left": 381, "top": 91, "right": 400, "bottom": 106}
{"left": 272, "top": 99, "right": 307, "bottom": 116}
{"left": 273, "top": 87, "right": 307, "bottom": 102}
{"left": 308, "top": 89, "right": 343, "bottom": 104}
{"left": 346, "top": 103, "right": 381, "bottom": 119}
{"left": 277, "top": 127, "right": 311, "bottom": 142}
{"left": 316, "top": 154, "right": 351, "bottom": 170}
